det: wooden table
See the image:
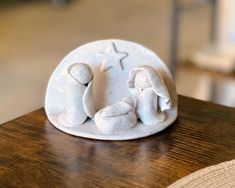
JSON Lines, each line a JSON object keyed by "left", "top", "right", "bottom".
{"left": 0, "top": 96, "right": 235, "bottom": 187}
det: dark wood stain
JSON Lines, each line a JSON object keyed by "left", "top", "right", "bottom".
{"left": 0, "top": 96, "right": 235, "bottom": 187}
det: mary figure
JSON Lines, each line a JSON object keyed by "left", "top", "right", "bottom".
{"left": 127, "top": 65, "right": 172, "bottom": 125}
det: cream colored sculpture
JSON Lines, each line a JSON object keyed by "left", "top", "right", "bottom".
{"left": 45, "top": 39, "right": 178, "bottom": 140}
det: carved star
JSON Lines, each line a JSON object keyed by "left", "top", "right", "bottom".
{"left": 97, "top": 42, "right": 129, "bottom": 71}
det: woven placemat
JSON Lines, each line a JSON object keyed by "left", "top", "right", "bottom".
{"left": 168, "top": 159, "right": 235, "bottom": 188}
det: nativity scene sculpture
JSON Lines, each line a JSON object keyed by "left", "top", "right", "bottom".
{"left": 45, "top": 39, "right": 177, "bottom": 140}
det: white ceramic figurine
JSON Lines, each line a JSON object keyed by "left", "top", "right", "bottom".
{"left": 45, "top": 39, "right": 177, "bottom": 140}
{"left": 128, "top": 65, "right": 172, "bottom": 125}
{"left": 66, "top": 63, "right": 95, "bottom": 126}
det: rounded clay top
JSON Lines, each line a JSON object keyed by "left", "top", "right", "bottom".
{"left": 68, "top": 63, "right": 93, "bottom": 85}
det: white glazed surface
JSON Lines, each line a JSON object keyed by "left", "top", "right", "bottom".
{"left": 45, "top": 39, "right": 178, "bottom": 140}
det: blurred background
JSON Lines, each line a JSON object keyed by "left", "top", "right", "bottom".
{"left": 1, "top": 0, "right": 235, "bottom": 123}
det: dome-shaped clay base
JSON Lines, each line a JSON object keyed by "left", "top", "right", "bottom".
{"left": 45, "top": 39, "right": 178, "bottom": 140}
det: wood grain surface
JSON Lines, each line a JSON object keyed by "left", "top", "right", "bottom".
{"left": 0, "top": 96, "right": 235, "bottom": 187}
